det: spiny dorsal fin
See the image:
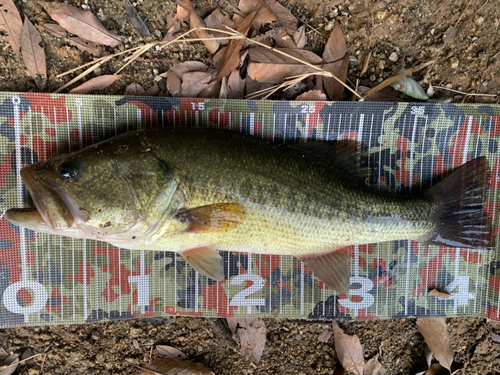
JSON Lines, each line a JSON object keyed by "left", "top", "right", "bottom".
{"left": 180, "top": 247, "right": 224, "bottom": 281}
{"left": 298, "top": 247, "right": 351, "bottom": 293}
{"left": 292, "top": 140, "right": 371, "bottom": 186}
{"left": 175, "top": 203, "right": 246, "bottom": 233}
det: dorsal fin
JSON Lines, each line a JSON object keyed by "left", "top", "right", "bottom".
{"left": 292, "top": 140, "right": 371, "bottom": 186}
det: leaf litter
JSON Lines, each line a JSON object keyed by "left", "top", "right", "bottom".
{"left": 20, "top": 16, "right": 47, "bottom": 90}
{"left": 416, "top": 318, "right": 454, "bottom": 371}
{"left": 0, "top": 0, "right": 23, "bottom": 57}
{"left": 227, "top": 318, "right": 267, "bottom": 365}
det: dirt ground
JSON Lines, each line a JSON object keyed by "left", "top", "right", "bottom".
{"left": 1, "top": 0, "right": 500, "bottom": 374}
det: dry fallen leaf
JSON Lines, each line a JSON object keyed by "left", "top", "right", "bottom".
{"left": 322, "top": 20, "right": 348, "bottom": 100}
{"left": 69, "top": 37, "right": 100, "bottom": 55}
{"left": 42, "top": 23, "right": 67, "bottom": 38}
{"left": 181, "top": 71, "right": 212, "bottom": 97}
{"left": 332, "top": 321, "right": 365, "bottom": 375}
{"left": 293, "top": 25, "right": 307, "bottom": 49}
{"left": 124, "top": 82, "right": 145, "bottom": 95}
{"left": 318, "top": 328, "right": 333, "bottom": 343}
{"left": 166, "top": 61, "right": 209, "bottom": 79}
{"left": 296, "top": 90, "right": 327, "bottom": 101}
{"left": 69, "top": 74, "right": 127, "bottom": 94}
{"left": 176, "top": 0, "right": 219, "bottom": 54}
{"left": 416, "top": 318, "right": 454, "bottom": 371}
{"left": 0, "top": 353, "right": 19, "bottom": 375}
{"left": 428, "top": 289, "right": 452, "bottom": 299}
{"left": 212, "top": 11, "right": 257, "bottom": 82}
{"left": 39, "top": 1, "right": 122, "bottom": 46}
{"left": 227, "top": 318, "right": 267, "bottom": 365}
{"left": 125, "top": 0, "right": 150, "bottom": 37}
{"left": 364, "top": 354, "right": 386, "bottom": 375}
{"left": 237, "top": 0, "right": 297, "bottom": 36}
{"left": 142, "top": 358, "right": 215, "bottom": 375}
{"left": 20, "top": 16, "right": 47, "bottom": 90}
{"left": 166, "top": 70, "right": 182, "bottom": 96}
{"left": 204, "top": 9, "right": 235, "bottom": 44}
{"left": 227, "top": 70, "right": 245, "bottom": 99}
{"left": 156, "top": 346, "right": 189, "bottom": 360}
{"left": 0, "top": 0, "right": 23, "bottom": 57}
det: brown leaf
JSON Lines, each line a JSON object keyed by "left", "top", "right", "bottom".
{"left": 332, "top": 321, "right": 365, "bottom": 375}
{"left": 0, "top": 353, "right": 19, "bottom": 375}
{"left": 428, "top": 289, "right": 452, "bottom": 299}
{"left": 247, "top": 63, "right": 317, "bottom": 84}
{"left": 227, "top": 318, "right": 267, "bottom": 365}
{"left": 181, "top": 71, "right": 212, "bottom": 97}
{"left": 156, "top": 346, "right": 188, "bottom": 360}
{"left": 322, "top": 20, "right": 348, "bottom": 100}
{"left": 0, "top": 0, "right": 22, "bottom": 57}
{"left": 20, "top": 16, "right": 47, "bottom": 90}
{"left": 204, "top": 9, "right": 235, "bottom": 44}
{"left": 249, "top": 46, "right": 323, "bottom": 64}
{"left": 166, "top": 70, "right": 182, "bottom": 96}
{"left": 416, "top": 318, "right": 454, "bottom": 371}
{"left": 296, "top": 90, "right": 326, "bottom": 101}
{"left": 69, "top": 74, "right": 127, "bottom": 94}
{"left": 176, "top": 0, "right": 219, "bottom": 54}
{"left": 144, "top": 82, "right": 160, "bottom": 96}
{"left": 167, "top": 61, "right": 209, "bottom": 79}
{"left": 42, "top": 23, "right": 67, "bottom": 38}
{"left": 356, "top": 85, "right": 406, "bottom": 102}
{"left": 125, "top": 0, "right": 150, "bottom": 37}
{"left": 68, "top": 37, "right": 100, "bottom": 55}
{"left": 199, "top": 81, "right": 220, "bottom": 98}
{"left": 364, "top": 354, "right": 386, "bottom": 375}
{"left": 251, "top": 27, "right": 297, "bottom": 49}
{"left": 143, "top": 358, "right": 215, "bottom": 375}
{"left": 175, "top": 2, "right": 190, "bottom": 21}
{"left": 227, "top": 70, "right": 245, "bottom": 99}
{"left": 317, "top": 328, "right": 332, "bottom": 343}
{"left": 293, "top": 25, "right": 307, "bottom": 49}
{"left": 124, "top": 82, "right": 145, "bottom": 95}
{"left": 237, "top": 0, "right": 297, "bottom": 35}
{"left": 39, "top": 1, "right": 122, "bottom": 46}
{"left": 212, "top": 11, "right": 257, "bottom": 82}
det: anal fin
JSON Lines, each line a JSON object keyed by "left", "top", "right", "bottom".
{"left": 180, "top": 247, "right": 224, "bottom": 281}
{"left": 298, "top": 247, "right": 351, "bottom": 293}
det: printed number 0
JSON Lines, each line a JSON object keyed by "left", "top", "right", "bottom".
{"left": 229, "top": 274, "right": 266, "bottom": 306}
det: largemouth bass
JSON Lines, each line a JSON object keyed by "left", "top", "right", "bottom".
{"left": 6, "top": 127, "right": 493, "bottom": 292}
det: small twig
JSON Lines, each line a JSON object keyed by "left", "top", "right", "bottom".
{"left": 0, "top": 354, "right": 42, "bottom": 371}
{"left": 433, "top": 86, "right": 497, "bottom": 97}
{"left": 360, "top": 60, "right": 434, "bottom": 99}
{"left": 54, "top": 55, "right": 114, "bottom": 93}
{"left": 298, "top": 18, "right": 324, "bottom": 38}
{"left": 40, "top": 354, "right": 46, "bottom": 374}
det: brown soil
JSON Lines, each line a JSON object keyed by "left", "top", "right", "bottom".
{"left": 1, "top": 0, "right": 500, "bottom": 374}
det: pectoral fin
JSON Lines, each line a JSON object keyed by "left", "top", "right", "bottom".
{"left": 175, "top": 203, "right": 246, "bottom": 233}
{"left": 180, "top": 247, "right": 224, "bottom": 281}
{"left": 298, "top": 247, "right": 351, "bottom": 293}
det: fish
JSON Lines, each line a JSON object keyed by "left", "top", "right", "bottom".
{"left": 5, "top": 127, "right": 493, "bottom": 292}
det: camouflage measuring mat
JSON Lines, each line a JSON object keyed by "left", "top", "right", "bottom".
{"left": 1, "top": 92, "right": 500, "bottom": 327}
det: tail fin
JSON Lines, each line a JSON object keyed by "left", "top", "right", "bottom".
{"left": 423, "top": 156, "right": 493, "bottom": 249}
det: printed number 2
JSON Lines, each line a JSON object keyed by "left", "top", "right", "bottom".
{"left": 301, "top": 105, "right": 315, "bottom": 113}
{"left": 229, "top": 274, "right": 265, "bottom": 306}
{"left": 191, "top": 102, "right": 205, "bottom": 111}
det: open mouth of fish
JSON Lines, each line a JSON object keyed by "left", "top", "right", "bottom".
{"left": 6, "top": 166, "right": 78, "bottom": 235}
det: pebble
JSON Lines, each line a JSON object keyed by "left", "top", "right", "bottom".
{"left": 389, "top": 52, "right": 399, "bottom": 62}
{"left": 448, "top": 57, "right": 459, "bottom": 69}
{"left": 325, "top": 20, "right": 336, "bottom": 31}
{"left": 132, "top": 339, "right": 140, "bottom": 349}
{"left": 93, "top": 67, "right": 102, "bottom": 76}
{"left": 129, "top": 328, "right": 142, "bottom": 338}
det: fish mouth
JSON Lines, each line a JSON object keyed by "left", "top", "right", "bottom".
{"left": 6, "top": 165, "right": 75, "bottom": 232}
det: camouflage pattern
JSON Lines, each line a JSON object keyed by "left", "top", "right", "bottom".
{"left": 0, "top": 92, "right": 500, "bottom": 327}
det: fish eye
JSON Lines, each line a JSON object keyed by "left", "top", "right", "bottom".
{"left": 58, "top": 160, "right": 81, "bottom": 181}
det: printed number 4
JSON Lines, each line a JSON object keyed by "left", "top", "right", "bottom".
{"left": 229, "top": 274, "right": 265, "bottom": 306}
{"left": 191, "top": 102, "right": 205, "bottom": 111}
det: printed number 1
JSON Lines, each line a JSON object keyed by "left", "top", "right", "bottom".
{"left": 191, "top": 102, "right": 205, "bottom": 111}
